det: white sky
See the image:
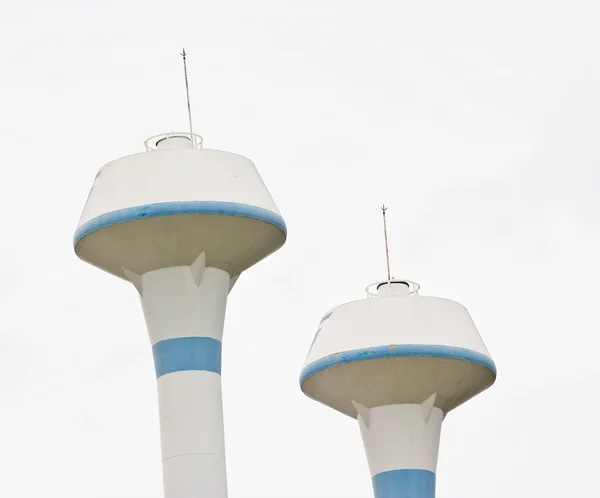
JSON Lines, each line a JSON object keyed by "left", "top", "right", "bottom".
{"left": 1, "top": 1, "right": 599, "bottom": 497}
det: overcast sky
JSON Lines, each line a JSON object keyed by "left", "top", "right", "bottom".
{"left": 1, "top": 1, "right": 599, "bottom": 497}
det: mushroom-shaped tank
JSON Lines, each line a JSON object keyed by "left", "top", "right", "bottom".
{"left": 300, "top": 280, "right": 496, "bottom": 498}
{"left": 74, "top": 132, "right": 286, "bottom": 282}
{"left": 74, "top": 132, "right": 286, "bottom": 498}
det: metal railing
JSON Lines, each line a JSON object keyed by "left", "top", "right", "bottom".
{"left": 144, "top": 132, "right": 204, "bottom": 151}
{"left": 365, "top": 279, "right": 420, "bottom": 298}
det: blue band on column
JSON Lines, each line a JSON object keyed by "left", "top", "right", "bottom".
{"left": 152, "top": 336, "right": 222, "bottom": 378}
{"left": 372, "top": 469, "right": 435, "bottom": 498}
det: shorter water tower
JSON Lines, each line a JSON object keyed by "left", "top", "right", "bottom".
{"left": 300, "top": 272, "right": 496, "bottom": 498}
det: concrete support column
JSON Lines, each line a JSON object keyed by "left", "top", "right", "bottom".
{"left": 358, "top": 403, "right": 443, "bottom": 498}
{"left": 138, "top": 263, "right": 230, "bottom": 498}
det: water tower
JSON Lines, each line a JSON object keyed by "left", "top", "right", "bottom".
{"left": 73, "top": 63, "right": 286, "bottom": 496}
{"left": 299, "top": 209, "right": 496, "bottom": 498}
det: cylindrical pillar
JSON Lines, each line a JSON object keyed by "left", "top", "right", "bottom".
{"left": 140, "top": 265, "right": 230, "bottom": 498}
{"left": 358, "top": 404, "right": 443, "bottom": 498}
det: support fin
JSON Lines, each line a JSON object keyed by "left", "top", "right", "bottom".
{"left": 351, "top": 400, "right": 371, "bottom": 428}
{"left": 122, "top": 268, "right": 143, "bottom": 296}
{"left": 228, "top": 275, "right": 240, "bottom": 293}
{"left": 189, "top": 252, "right": 206, "bottom": 287}
{"left": 421, "top": 393, "right": 437, "bottom": 424}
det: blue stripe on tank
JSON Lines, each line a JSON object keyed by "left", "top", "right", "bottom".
{"left": 307, "top": 312, "right": 334, "bottom": 353}
{"left": 300, "top": 344, "right": 496, "bottom": 385}
{"left": 308, "top": 327, "right": 323, "bottom": 351}
{"left": 73, "top": 200, "right": 287, "bottom": 246}
{"left": 152, "top": 336, "right": 222, "bottom": 378}
{"left": 372, "top": 469, "right": 435, "bottom": 498}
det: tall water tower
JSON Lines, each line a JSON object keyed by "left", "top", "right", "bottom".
{"left": 299, "top": 211, "right": 496, "bottom": 498}
{"left": 73, "top": 129, "right": 286, "bottom": 497}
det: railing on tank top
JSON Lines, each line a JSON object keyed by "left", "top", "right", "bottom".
{"left": 144, "top": 132, "right": 204, "bottom": 151}
{"left": 365, "top": 279, "right": 420, "bottom": 298}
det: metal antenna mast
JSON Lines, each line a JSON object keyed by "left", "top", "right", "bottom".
{"left": 180, "top": 48, "right": 194, "bottom": 143}
{"left": 381, "top": 205, "right": 392, "bottom": 281}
